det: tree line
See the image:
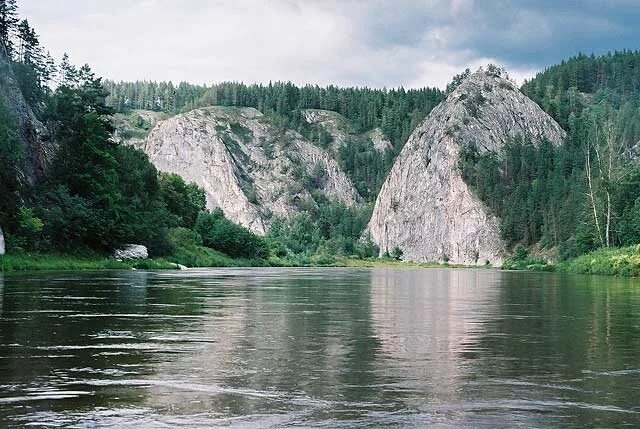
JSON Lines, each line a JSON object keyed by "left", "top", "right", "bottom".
{"left": 103, "top": 80, "right": 445, "bottom": 153}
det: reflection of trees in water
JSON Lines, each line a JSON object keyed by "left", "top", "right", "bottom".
{"left": 370, "top": 269, "right": 500, "bottom": 407}
{"left": 466, "top": 272, "right": 640, "bottom": 428}
{"left": 0, "top": 270, "right": 211, "bottom": 423}
{"left": 6, "top": 269, "right": 640, "bottom": 427}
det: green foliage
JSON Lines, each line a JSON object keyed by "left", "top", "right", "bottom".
{"left": 158, "top": 173, "right": 206, "bottom": 229}
{"left": 460, "top": 136, "right": 594, "bottom": 250}
{"left": 14, "top": 62, "right": 174, "bottom": 255}
{"left": 354, "top": 235, "right": 380, "bottom": 259}
{"left": 267, "top": 202, "right": 373, "bottom": 257}
{"left": 391, "top": 246, "right": 403, "bottom": 260}
{"left": 195, "top": 209, "right": 268, "bottom": 259}
{"left": 0, "top": 1, "right": 19, "bottom": 57}
{"left": 104, "top": 80, "right": 445, "bottom": 154}
{"left": 512, "top": 244, "right": 528, "bottom": 261}
{"left": 618, "top": 198, "right": 640, "bottom": 245}
{"left": 557, "top": 245, "right": 640, "bottom": 277}
{"left": 164, "top": 227, "right": 267, "bottom": 267}
{"left": 337, "top": 138, "right": 392, "bottom": 200}
{"left": 0, "top": 95, "right": 23, "bottom": 227}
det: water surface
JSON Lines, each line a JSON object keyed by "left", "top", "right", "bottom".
{"left": 1, "top": 268, "right": 639, "bottom": 427}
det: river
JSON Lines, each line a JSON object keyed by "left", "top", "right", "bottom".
{"left": 1, "top": 268, "right": 639, "bottom": 427}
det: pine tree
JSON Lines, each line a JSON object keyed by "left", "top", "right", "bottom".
{"left": 0, "top": 0, "right": 18, "bottom": 57}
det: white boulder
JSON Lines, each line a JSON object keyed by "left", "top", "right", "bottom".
{"left": 114, "top": 244, "right": 148, "bottom": 260}
{"left": 0, "top": 226, "right": 5, "bottom": 255}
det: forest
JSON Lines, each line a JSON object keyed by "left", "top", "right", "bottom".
{"left": 460, "top": 51, "right": 640, "bottom": 261}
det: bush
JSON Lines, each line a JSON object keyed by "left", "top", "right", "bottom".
{"left": 158, "top": 173, "right": 206, "bottom": 229}
{"left": 355, "top": 235, "right": 380, "bottom": 258}
{"left": 391, "top": 246, "right": 403, "bottom": 260}
{"left": 512, "top": 244, "right": 528, "bottom": 261}
{"left": 195, "top": 209, "right": 268, "bottom": 259}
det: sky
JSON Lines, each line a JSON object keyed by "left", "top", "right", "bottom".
{"left": 18, "top": 0, "right": 640, "bottom": 89}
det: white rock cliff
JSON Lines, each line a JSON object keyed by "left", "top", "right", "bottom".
{"left": 143, "top": 107, "right": 359, "bottom": 234}
{"left": 368, "top": 71, "right": 565, "bottom": 265}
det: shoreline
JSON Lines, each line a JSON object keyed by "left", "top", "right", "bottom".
{"left": 0, "top": 252, "right": 476, "bottom": 274}
{"left": 1, "top": 246, "right": 639, "bottom": 277}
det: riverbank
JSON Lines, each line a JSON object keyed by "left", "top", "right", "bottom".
{"left": 3, "top": 245, "right": 639, "bottom": 276}
{"left": 0, "top": 249, "right": 270, "bottom": 273}
{"left": 503, "top": 245, "right": 640, "bottom": 277}
{"left": 0, "top": 251, "right": 466, "bottom": 273}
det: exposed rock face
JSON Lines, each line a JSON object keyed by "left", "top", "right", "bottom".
{"left": 143, "top": 107, "right": 359, "bottom": 234}
{"left": 368, "top": 71, "right": 565, "bottom": 265}
{"left": 0, "top": 46, "right": 51, "bottom": 183}
{"left": 302, "top": 109, "right": 392, "bottom": 153}
{"left": 366, "top": 128, "right": 393, "bottom": 153}
{"left": 302, "top": 109, "right": 351, "bottom": 151}
{"left": 0, "top": 225, "right": 5, "bottom": 255}
{"left": 114, "top": 244, "right": 148, "bottom": 260}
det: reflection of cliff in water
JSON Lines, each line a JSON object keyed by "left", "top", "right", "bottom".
{"left": 370, "top": 269, "right": 501, "bottom": 404}
{"left": 141, "top": 268, "right": 383, "bottom": 419}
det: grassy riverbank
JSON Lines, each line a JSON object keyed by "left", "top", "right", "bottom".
{"left": 0, "top": 253, "right": 177, "bottom": 272}
{"left": 0, "top": 249, "right": 270, "bottom": 273}
{"left": 0, "top": 249, "right": 463, "bottom": 273}
{"left": 4, "top": 245, "right": 639, "bottom": 277}
{"left": 503, "top": 245, "right": 640, "bottom": 277}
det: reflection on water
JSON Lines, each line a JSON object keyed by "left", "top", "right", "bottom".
{"left": 0, "top": 268, "right": 640, "bottom": 427}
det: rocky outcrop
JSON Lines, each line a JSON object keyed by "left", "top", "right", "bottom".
{"left": 0, "top": 225, "right": 5, "bottom": 255}
{"left": 302, "top": 109, "right": 352, "bottom": 151}
{"left": 114, "top": 244, "right": 148, "bottom": 260}
{"left": 366, "top": 128, "right": 393, "bottom": 152}
{"left": 368, "top": 70, "right": 565, "bottom": 265}
{"left": 302, "top": 109, "right": 392, "bottom": 153}
{"left": 143, "top": 107, "right": 359, "bottom": 234}
{"left": 0, "top": 46, "right": 51, "bottom": 183}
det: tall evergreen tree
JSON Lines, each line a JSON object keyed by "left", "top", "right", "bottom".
{"left": 0, "top": 0, "right": 18, "bottom": 57}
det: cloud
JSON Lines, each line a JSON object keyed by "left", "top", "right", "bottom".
{"left": 17, "top": 0, "right": 640, "bottom": 89}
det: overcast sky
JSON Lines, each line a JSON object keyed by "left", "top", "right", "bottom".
{"left": 18, "top": 0, "right": 640, "bottom": 89}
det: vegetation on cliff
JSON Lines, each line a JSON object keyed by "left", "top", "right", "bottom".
{"left": 458, "top": 52, "right": 640, "bottom": 264}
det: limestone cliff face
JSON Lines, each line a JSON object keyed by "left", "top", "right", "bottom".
{"left": 368, "top": 71, "right": 565, "bottom": 265}
{"left": 143, "top": 107, "right": 359, "bottom": 234}
{"left": 0, "top": 47, "right": 50, "bottom": 183}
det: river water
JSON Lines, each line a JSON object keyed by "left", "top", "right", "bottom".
{"left": 0, "top": 268, "right": 639, "bottom": 428}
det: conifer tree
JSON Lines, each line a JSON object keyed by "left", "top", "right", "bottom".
{"left": 0, "top": 0, "right": 18, "bottom": 57}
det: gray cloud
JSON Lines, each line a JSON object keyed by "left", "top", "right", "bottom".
{"left": 18, "top": 0, "right": 640, "bottom": 89}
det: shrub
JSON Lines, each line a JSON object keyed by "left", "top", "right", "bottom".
{"left": 512, "top": 244, "right": 528, "bottom": 261}
{"left": 195, "top": 209, "right": 268, "bottom": 259}
{"left": 391, "top": 246, "right": 403, "bottom": 260}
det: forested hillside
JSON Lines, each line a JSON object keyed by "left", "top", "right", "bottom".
{"left": 460, "top": 51, "right": 640, "bottom": 260}
{"left": 104, "top": 80, "right": 446, "bottom": 258}
{"left": 104, "top": 81, "right": 444, "bottom": 153}
{"left": 0, "top": 0, "right": 269, "bottom": 262}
